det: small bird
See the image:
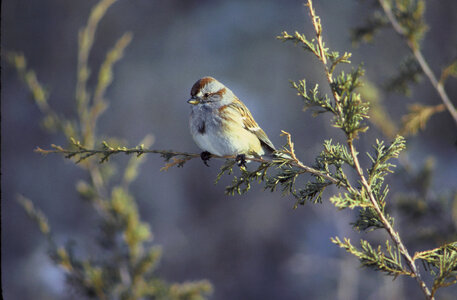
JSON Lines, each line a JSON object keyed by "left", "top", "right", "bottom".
{"left": 188, "top": 76, "right": 276, "bottom": 165}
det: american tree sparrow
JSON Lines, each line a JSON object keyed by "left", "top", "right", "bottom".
{"left": 188, "top": 76, "right": 276, "bottom": 165}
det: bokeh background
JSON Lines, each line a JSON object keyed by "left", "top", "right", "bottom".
{"left": 2, "top": 0, "right": 457, "bottom": 299}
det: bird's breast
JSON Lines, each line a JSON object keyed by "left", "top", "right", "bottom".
{"left": 190, "top": 105, "right": 222, "bottom": 135}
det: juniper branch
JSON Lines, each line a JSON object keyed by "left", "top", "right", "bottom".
{"left": 378, "top": 0, "right": 457, "bottom": 126}
{"left": 349, "top": 139, "right": 432, "bottom": 299}
{"left": 34, "top": 140, "right": 343, "bottom": 186}
{"left": 305, "top": 1, "right": 433, "bottom": 298}
{"left": 305, "top": 1, "right": 344, "bottom": 119}
{"left": 11, "top": 1, "right": 213, "bottom": 297}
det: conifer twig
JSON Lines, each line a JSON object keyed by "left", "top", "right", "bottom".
{"left": 378, "top": 0, "right": 457, "bottom": 126}
{"left": 306, "top": 1, "right": 433, "bottom": 299}
{"left": 306, "top": 1, "right": 344, "bottom": 118}
{"left": 34, "top": 144, "right": 343, "bottom": 186}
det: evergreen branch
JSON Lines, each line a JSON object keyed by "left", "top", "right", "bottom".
{"left": 414, "top": 243, "right": 457, "bottom": 264}
{"left": 35, "top": 130, "right": 350, "bottom": 208}
{"left": 76, "top": 0, "right": 117, "bottom": 122}
{"left": 226, "top": 163, "right": 271, "bottom": 196}
{"left": 348, "top": 138, "right": 433, "bottom": 298}
{"left": 306, "top": 1, "right": 327, "bottom": 66}
{"left": 367, "top": 136, "right": 406, "bottom": 185}
{"left": 330, "top": 189, "right": 369, "bottom": 210}
{"left": 6, "top": 52, "right": 49, "bottom": 112}
{"left": 12, "top": 1, "right": 213, "bottom": 298}
{"left": 277, "top": 31, "right": 320, "bottom": 58}
{"left": 304, "top": 1, "right": 433, "bottom": 298}
{"left": 399, "top": 103, "right": 446, "bottom": 136}
{"left": 332, "top": 237, "right": 413, "bottom": 277}
{"left": 439, "top": 59, "right": 457, "bottom": 85}
{"left": 93, "top": 32, "right": 133, "bottom": 113}
{"left": 414, "top": 242, "right": 457, "bottom": 298}
{"left": 347, "top": 139, "right": 433, "bottom": 298}
{"left": 329, "top": 52, "right": 352, "bottom": 75}
{"left": 305, "top": 1, "right": 344, "bottom": 119}
{"left": 305, "top": 2, "right": 370, "bottom": 140}
{"left": 16, "top": 195, "right": 52, "bottom": 238}
{"left": 34, "top": 138, "right": 344, "bottom": 186}
{"left": 75, "top": 0, "right": 130, "bottom": 206}
{"left": 87, "top": 32, "right": 133, "bottom": 146}
{"left": 169, "top": 280, "right": 213, "bottom": 300}
{"left": 378, "top": 0, "right": 457, "bottom": 127}
{"left": 5, "top": 52, "right": 78, "bottom": 136}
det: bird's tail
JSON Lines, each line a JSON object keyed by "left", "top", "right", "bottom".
{"left": 260, "top": 150, "right": 293, "bottom": 161}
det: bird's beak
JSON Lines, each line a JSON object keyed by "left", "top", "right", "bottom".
{"left": 187, "top": 98, "right": 200, "bottom": 105}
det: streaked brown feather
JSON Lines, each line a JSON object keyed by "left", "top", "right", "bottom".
{"left": 220, "top": 98, "right": 276, "bottom": 152}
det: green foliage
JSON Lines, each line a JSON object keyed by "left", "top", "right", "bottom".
{"left": 328, "top": 52, "right": 353, "bottom": 75}
{"left": 278, "top": 1, "right": 450, "bottom": 299}
{"left": 329, "top": 189, "right": 367, "bottom": 210}
{"left": 415, "top": 243, "right": 457, "bottom": 298}
{"left": 440, "top": 59, "right": 457, "bottom": 84}
{"left": 293, "top": 179, "right": 331, "bottom": 207}
{"left": 399, "top": 103, "right": 445, "bottom": 136}
{"left": 17, "top": 195, "right": 51, "bottom": 238}
{"left": 390, "top": 0, "right": 427, "bottom": 48}
{"left": 352, "top": 206, "right": 392, "bottom": 231}
{"left": 280, "top": 1, "right": 404, "bottom": 235}
{"left": 367, "top": 137, "right": 405, "bottom": 184}
{"left": 332, "top": 68, "right": 370, "bottom": 139}
{"left": 353, "top": 0, "right": 457, "bottom": 134}
{"left": 323, "top": 137, "right": 403, "bottom": 225}
{"left": 291, "top": 80, "right": 335, "bottom": 116}
{"left": 278, "top": 31, "right": 321, "bottom": 58}
{"left": 35, "top": 137, "right": 151, "bottom": 164}
{"left": 332, "top": 237, "right": 412, "bottom": 277}
{"left": 225, "top": 163, "right": 270, "bottom": 196}
{"left": 6, "top": 52, "right": 79, "bottom": 138}
{"left": 354, "top": 0, "right": 427, "bottom": 48}
{"left": 18, "top": 188, "right": 212, "bottom": 300}
{"left": 318, "top": 140, "right": 354, "bottom": 169}
{"left": 279, "top": 31, "right": 370, "bottom": 140}
{"left": 11, "top": 0, "right": 212, "bottom": 299}
{"left": 278, "top": 31, "right": 352, "bottom": 75}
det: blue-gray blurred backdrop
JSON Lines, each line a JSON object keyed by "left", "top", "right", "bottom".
{"left": 2, "top": 0, "right": 457, "bottom": 299}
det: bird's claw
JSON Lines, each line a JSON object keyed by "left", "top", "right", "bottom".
{"left": 235, "top": 154, "right": 247, "bottom": 167}
{"left": 200, "top": 151, "right": 211, "bottom": 167}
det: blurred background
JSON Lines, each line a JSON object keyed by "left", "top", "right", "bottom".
{"left": 2, "top": 0, "right": 457, "bottom": 299}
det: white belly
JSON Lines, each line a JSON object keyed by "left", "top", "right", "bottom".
{"left": 189, "top": 104, "right": 263, "bottom": 157}
{"left": 193, "top": 130, "right": 226, "bottom": 156}
{"left": 192, "top": 126, "right": 263, "bottom": 157}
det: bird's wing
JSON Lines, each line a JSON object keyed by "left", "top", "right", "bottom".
{"left": 225, "top": 98, "right": 276, "bottom": 152}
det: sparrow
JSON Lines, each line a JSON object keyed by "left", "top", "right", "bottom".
{"left": 188, "top": 76, "right": 276, "bottom": 165}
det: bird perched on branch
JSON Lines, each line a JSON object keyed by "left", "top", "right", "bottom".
{"left": 188, "top": 76, "right": 277, "bottom": 166}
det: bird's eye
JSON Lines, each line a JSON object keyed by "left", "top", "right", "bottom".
{"left": 204, "top": 93, "right": 210, "bottom": 98}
